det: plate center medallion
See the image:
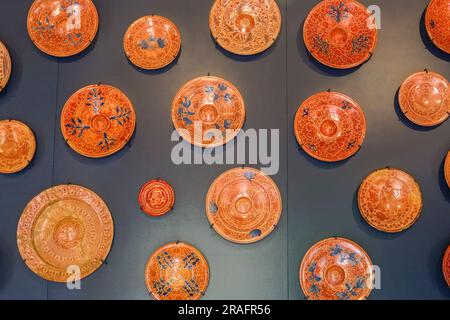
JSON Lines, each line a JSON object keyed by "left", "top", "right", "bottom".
{"left": 319, "top": 119, "right": 339, "bottom": 138}
{"left": 53, "top": 217, "right": 84, "bottom": 249}
{"left": 199, "top": 104, "right": 219, "bottom": 124}
{"left": 325, "top": 265, "right": 346, "bottom": 286}
{"left": 234, "top": 196, "right": 253, "bottom": 215}
{"left": 90, "top": 114, "right": 111, "bottom": 133}
{"left": 330, "top": 27, "right": 348, "bottom": 46}
{"left": 236, "top": 13, "right": 255, "bottom": 33}
{"left": 409, "top": 83, "right": 443, "bottom": 115}
{"left": 0, "top": 139, "right": 19, "bottom": 158}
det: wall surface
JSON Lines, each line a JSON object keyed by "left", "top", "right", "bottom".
{"left": 0, "top": 0, "right": 448, "bottom": 300}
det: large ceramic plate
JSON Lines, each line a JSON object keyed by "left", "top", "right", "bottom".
{"left": 425, "top": 0, "right": 450, "bottom": 54}
{"left": 0, "top": 120, "right": 36, "bottom": 174}
{"left": 445, "top": 152, "right": 450, "bottom": 189}
{"left": 0, "top": 41, "right": 11, "bottom": 92}
{"left": 399, "top": 71, "right": 449, "bottom": 127}
{"left": 61, "top": 84, "right": 136, "bottom": 158}
{"left": 299, "top": 237, "right": 374, "bottom": 300}
{"left": 17, "top": 185, "right": 114, "bottom": 282}
{"left": 206, "top": 167, "right": 282, "bottom": 244}
{"left": 145, "top": 242, "right": 209, "bottom": 300}
{"left": 172, "top": 76, "right": 245, "bottom": 148}
{"left": 444, "top": 246, "right": 450, "bottom": 287}
{"left": 138, "top": 179, "right": 175, "bottom": 217}
{"left": 27, "top": 0, "right": 98, "bottom": 57}
{"left": 303, "top": 0, "right": 378, "bottom": 69}
{"left": 124, "top": 15, "right": 181, "bottom": 70}
{"left": 209, "top": 0, "right": 282, "bottom": 55}
{"left": 358, "top": 168, "right": 423, "bottom": 233}
{"left": 294, "top": 91, "right": 366, "bottom": 162}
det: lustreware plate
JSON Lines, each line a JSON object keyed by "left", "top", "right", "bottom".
{"left": 303, "top": 0, "right": 378, "bottom": 69}
{"left": 425, "top": 0, "right": 450, "bottom": 54}
{"left": 358, "top": 168, "right": 423, "bottom": 233}
{"left": 445, "top": 152, "right": 450, "bottom": 189}
{"left": 124, "top": 15, "right": 181, "bottom": 70}
{"left": 61, "top": 84, "right": 136, "bottom": 158}
{"left": 294, "top": 91, "right": 366, "bottom": 162}
{"left": 145, "top": 242, "right": 209, "bottom": 300}
{"left": 443, "top": 246, "right": 450, "bottom": 286}
{"left": 399, "top": 71, "right": 449, "bottom": 127}
{"left": 172, "top": 76, "right": 245, "bottom": 148}
{"left": 0, "top": 120, "right": 36, "bottom": 174}
{"left": 0, "top": 41, "right": 11, "bottom": 92}
{"left": 299, "top": 237, "right": 374, "bottom": 300}
{"left": 138, "top": 179, "right": 175, "bottom": 217}
{"left": 17, "top": 185, "right": 114, "bottom": 282}
{"left": 27, "top": 0, "right": 98, "bottom": 57}
{"left": 209, "top": 0, "right": 282, "bottom": 55}
{"left": 206, "top": 167, "right": 282, "bottom": 244}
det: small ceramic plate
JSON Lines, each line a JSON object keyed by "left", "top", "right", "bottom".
{"left": 443, "top": 246, "right": 450, "bottom": 286}
{"left": 209, "top": 0, "right": 282, "bottom": 55}
{"left": 303, "top": 0, "right": 378, "bottom": 69}
{"left": 206, "top": 167, "right": 282, "bottom": 244}
{"left": 299, "top": 237, "right": 374, "bottom": 300}
{"left": 0, "top": 120, "right": 36, "bottom": 174}
{"left": 294, "top": 91, "right": 366, "bottom": 162}
{"left": 425, "top": 0, "right": 450, "bottom": 54}
{"left": 172, "top": 76, "right": 246, "bottom": 148}
{"left": 399, "top": 71, "right": 449, "bottom": 127}
{"left": 27, "top": 0, "right": 98, "bottom": 57}
{"left": 61, "top": 84, "right": 136, "bottom": 158}
{"left": 17, "top": 185, "right": 114, "bottom": 282}
{"left": 138, "top": 179, "right": 175, "bottom": 217}
{"left": 445, "top": 152, "right": 450, "bottom": 189}
{"left": 124, "top": 15, "right": 181, "bottom": 70}
{"left": 145, "top": 242, "right": 209, "bottom": 300}
{"left": 0, "top": 41, "right": 12, "bottom": 92}
{"left": 358, "top": 168, "right": 423, "bottom": 233}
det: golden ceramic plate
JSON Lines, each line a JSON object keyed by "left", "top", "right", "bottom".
{"left": 61, "top": 84, "right": 136, "bottom": 158}
{"left": 445, "top": 152, "right": 450, "bottom": 189}
{"left": 27, "top": 0, "right": 99, "bottom": 57}
{"left": 138, "top": 179, "right": 175, "bottom": 217}
{"left": 17, "top": 185, "right": 114, "bottom": 282}
{"left": 145, "top": 242, "right": 209, "bottom": 300}
{"left": 443, "top": 246, "right": 450, "bottom": 287}
{"left": 425, "top": 0, "right": 450, "bottom": 54}
{"left": 0, "top": 41, "right": 12, "bottom": 92}
{"left": 358, "top": 168, "right": 423, "bottom": 233}
{"left": 209, "top": 0, "right": 282, "bottom": 55}
{"left": 172, "top": 76, "right": 246, "bottom": 148}
{"left": 399, "top": 71, "right": 449, "bottom": 127}
{"left": 0, "top": 120, "right": 36, "bottom": 174}
{"left": 124, "top": 15, "right": 181, "bottom": 70}
{"left": 299, "top": 237, "right": 373, "bottom": 300}
{"left": 206, "top": 167, "right": 282, "bottom": 244}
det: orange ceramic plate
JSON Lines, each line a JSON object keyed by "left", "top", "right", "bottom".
{"left": 206, "top": 167, "right": 282, "bottom": 244}
{"left": 138, "top": 179, "right": 175, "bottom": 217}
{"left": 294, "top": 91, "right": 366, "bottom": 162}
{"left": 124, "top": 15, "right": 181, "bottom": 70}
{"left": 445, "top": 152, "right": 450, "bottom": 189}
{"left": 0, "top": 41, "right": 12, "bottom": 92}
{"left": 17, "top": 185, "right": 114, "bottom": 282}
{"left": 299, "top": 237, "right": 374, "bottom": 300}
{"left": 399, "top": 71, "right": 449, "bottom": 127}
{"left": 426, "top": 0, "right": 450, "bottom": 54}
{"left": 0, "top": 120, "right": 36, "bottom": 174}
{"left": 358, "top": 168, "right": 423, "bottom": 233}
{"left": 172, "top": 76, "right": 246, "bottom": 148}
{"left": 61, "top": 84, "right": 136, "bottom": 158}
{"left": 443, "top": 246, "right": 450, "bottom": 286}
{"left": 210, "top": 0, "right": 282, "bottom": 55}
{"left": 303, "top": 0, "right": 378, "bottom": 69}
{"left": 145, "top": 242, "right": 209, "bottom": 300}
{"left": 27, "top": 0, "right": 98, "bottom": 57}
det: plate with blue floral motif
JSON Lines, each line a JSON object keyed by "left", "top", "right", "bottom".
{"left": 124, "top": 15, "right": 181, "bottom": 70}
{"left": 171, "top": 76, "right": 245, "bottom": 148}
{"left": 206, "top": 167, "right": 282, "bottom": 244}
{"left": 61, "top": 84, "right": 136, "bottom": 158}
{"left": 299, "top": 237, "right": 374, "bottom": 300}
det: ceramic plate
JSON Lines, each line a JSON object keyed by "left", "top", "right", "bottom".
{"left": 172, "top": 76, "right": 245, "bottom": 148}
{"left": 138, "top": 179, "right": 175, "bottom": 217}
{"left": 209, "top": 0, "right": 282, "bottom": 55}
{"left": 61, "top": 84, "right": 136, "bottom": 158}
{"left": 443, "top": 246, "right": 450, "bottom": 286}
{"left": 17, "top": 185, "right": 114, "bottom": 282}
{"left": 294, "top": 91, "right": 366, "bottom": 162}
{"left": 426, "top": 0, "right": 450, "bottom": 54}
{"left": 206, "top": 167, "right": 282, "bottom": 244}
{"left": 303, "top": 0, "right": 378, "bottom": 69}
{"left": 27, "top": 0, "right": 98, "bottom": 57}
{"left": 445, "top": 152, "right": 450, "bottom": 189}
{"left": 399, "top": 71, "right": 449, "bottom": 127}
{"left": 358, "top": 168, "right": 423, "bottom": 233}
{"left": 0, "top": 120, "right": 36, "bottom": 174}
{"left": 145, "top": 242, "right": 209, "bottom": 300}
{"left": 299, "top": 237, "right": 374, "bottom": 300}
{"left": 0, "top": 41, "right": 12, "bottom": 92}
{"left": 124, "top": 15, "right": 181, "bottom": 70}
